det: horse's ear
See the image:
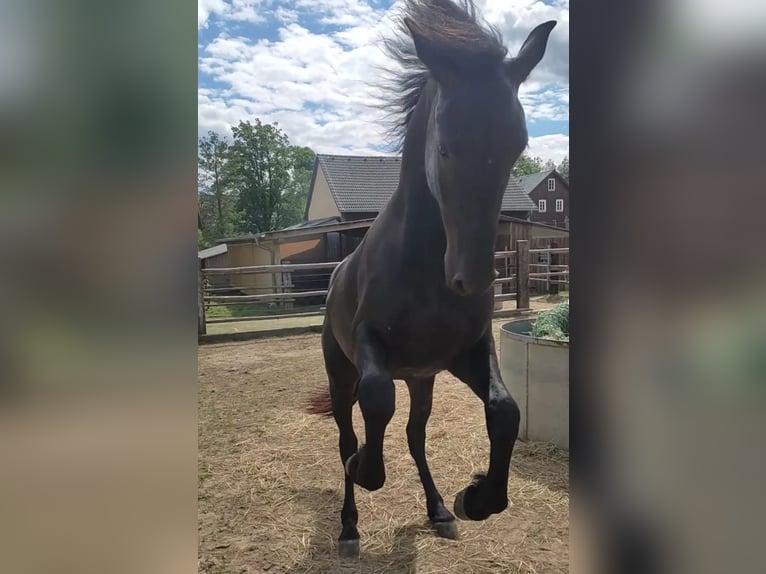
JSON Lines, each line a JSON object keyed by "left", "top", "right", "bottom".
{"left": 404, "top": 17, "right": 456, "bottom": 86}
{"left": 506, "top": 20, "right": 557, "bottom": 85}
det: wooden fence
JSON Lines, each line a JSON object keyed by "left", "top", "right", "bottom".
{"left": 198, "top": 241, "right": 568, "bottom": 335}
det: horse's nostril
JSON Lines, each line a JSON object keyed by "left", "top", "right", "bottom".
{"left": 451, "top": 276, "right": 468, "bottom": 295}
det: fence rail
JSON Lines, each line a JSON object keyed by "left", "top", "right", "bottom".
{"left": 205, "top": 290, "right": 329, "bottom": 303}
{"left": 203, "top": 261, "right": 340, "bottom": 275}
{"left": 198, "top": 240, "right": 568, "bottom": 336}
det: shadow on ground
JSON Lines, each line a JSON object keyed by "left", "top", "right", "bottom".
{"left": 284, "top": 487, "right": 429, "bottom": 574}
{"left": 511, "top": 441, "right": 569, "bottom": 495}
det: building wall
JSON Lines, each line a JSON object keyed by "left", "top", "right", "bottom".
{"left": 200, "top": 252, "right": 231, "bottom": 289}
{"left": 307, "top": 167, "right": 341, "bottom": 220}
{"left": 280, "top": 239, "right": 321, "bottom": 260}
{"left": 226, "top": 242, "right": 274, "bottom": 295}
{"left": 529, "top": 225, "right": 569, "bottom": 240}
{"left": 529, "top": 173, "right": 569, "bottom": 227}
{"left": 501, "top": 210, "right": 532, "bottom": 220}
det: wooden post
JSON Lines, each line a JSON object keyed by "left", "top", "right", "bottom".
{"left": 516, "top": 240, "right": 530, "bottom": 310}
{"left": 198, "top": 261, "right": 207, "bottom": 336}
{"left": 545, "top": 256, "right": 551, "bottom": 294}
{"left": 271, "top": 240, "right": 282, "bottom": 309}
{"left": 283, "top": 270, "right": 294, "bottom": 310}
{"left": 494, "top": 282, "right": 503, "bottom": 311}
{"left": 504, "top": 255, "right": 510, "bottom": 294}
{"left": 549, "top": 241, "right": 559, "bottom": 295}
{"left": 504, "top": 234, "right": 511, "bottom": 294}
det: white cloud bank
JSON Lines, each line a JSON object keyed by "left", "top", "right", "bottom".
{"left": 199, "top": 0, "right": 569, "bottom": 162}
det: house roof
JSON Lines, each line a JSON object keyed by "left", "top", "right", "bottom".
{"left": 315, "top": 154, "right": 536, "bottom": 214}
{"left": 198, "top": 243, "right": 227, "bottom": 259}
{"left": 220, "top": 218, "right": 376, "bottom": 246}
{"left": 517, "top": 169, "right": 559, "bottom": 194}
{"left": 501, "top": 175, "right": 536, "bottom": 212}
{"left": 281, "top": 216, "right": 341, "bottom": 231}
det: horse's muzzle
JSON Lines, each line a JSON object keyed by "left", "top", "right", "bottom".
{"left": 447, "top": 270, "right": 497, "bottom": 296}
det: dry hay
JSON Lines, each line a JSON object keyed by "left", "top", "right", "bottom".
{"left": 199, "top": 327, "right": 568, "bottom": 573}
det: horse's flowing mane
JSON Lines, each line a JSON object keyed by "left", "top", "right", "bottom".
{"left": 379, "top": 0, "right": 507, "bottom": 150}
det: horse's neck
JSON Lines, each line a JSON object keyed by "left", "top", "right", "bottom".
{"left": 391, "top": 84, "right": 446, "bottom": 258}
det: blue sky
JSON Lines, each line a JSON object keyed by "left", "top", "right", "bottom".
{"left": 199, "top": 0, "right": 569, "bottom": 162}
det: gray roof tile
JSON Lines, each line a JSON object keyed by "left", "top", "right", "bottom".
{"left": 317, "top": 154, "right": 535, "bottom": 213}
{"left": 502, "top": 174, "right": 536, "bottom": 212}
{"left": 517, "top": 170, "right": 556, "bottom": 194}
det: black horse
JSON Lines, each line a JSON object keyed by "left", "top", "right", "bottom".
{"left": 319, "top": 0, "right": 556, "bottom": 558}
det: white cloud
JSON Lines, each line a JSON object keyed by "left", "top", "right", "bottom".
{"left": 274, "top": 7, "right": 300, "bottom": 23}
{"left": 198, "top": 0, "right": 227, "bottom": 29}
{"left": 226, "top": 0, "right": 268, "bottom": 24}
{"left": 519, "top": 84, "right": 569, "bottom": 122}
{"left": 527, "top": 133, "right": 569, "bottom": 164}
{"left": 478, "top": 0, "right": 569, "bottom": 86}
{"left": 198, "top": 0, "right": 569, "bottom": 162}
{"left": 199, "top": 0, "right": 268, "bottom": 29}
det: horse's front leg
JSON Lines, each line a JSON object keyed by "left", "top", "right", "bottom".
{"left": 449, "top": 331, "right": 520, "bottom": 521}
{"left": 405, "top": 377, "right": 458, "bottom": 539}
{"left": 345, "top": 322, "right": 395, "bottom": 491}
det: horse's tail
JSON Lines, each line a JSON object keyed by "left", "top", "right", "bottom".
{"left": 306, "top": 385, "right": 333, "bottom": 416}
{"left": 307, "top": 256, "right": 351, "bottom": 417}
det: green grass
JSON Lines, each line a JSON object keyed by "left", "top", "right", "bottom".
{"left": 531, "top": 302, "right": 569, "bottom": 341}
{"left": 205, "top": 303, "right": 321, "bottom": 319}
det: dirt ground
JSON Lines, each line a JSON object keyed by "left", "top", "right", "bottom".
{"left": 199, "top": 320, "right": 569, "bottom": 573}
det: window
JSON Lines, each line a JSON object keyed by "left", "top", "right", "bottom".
{"left": 556, "top": 199, "right": 564, "bottom": 212}
{"left": 538, "top": 199, "right": 547, "bottom": 212}
{"left": 548, "top": 178, "right": 555, "bottom": 191}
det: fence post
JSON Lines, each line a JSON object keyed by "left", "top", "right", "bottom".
{"left": 283, "top": 271, "right": 294, "bottom": 310}
{"left": 198, "top": 261, "right": 207, "bottom": 336}
{"left": 549, "top": 242, "right": 559, "bottom": 295}
{"left": 516, "top": 240, "right": 530, "bottom": 310}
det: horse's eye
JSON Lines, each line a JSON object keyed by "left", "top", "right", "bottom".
{"left": 438, "top": 144, "right": 448, "bottom": 157}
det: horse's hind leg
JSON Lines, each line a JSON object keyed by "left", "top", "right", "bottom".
{"left": 322, "top": 326, "right": 361, "bottom": 559}
{"left": 449, "top": 331, "right": 520, "bottom": 522}
{"left": 344, "top": 322, "right": 395, "bottom": 492}
{"left": 405, "top": 377, "right": 457, "bottom": 539}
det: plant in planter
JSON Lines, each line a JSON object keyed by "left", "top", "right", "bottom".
{"left": 531, "top": 302, "right": 569, "bottom": 341}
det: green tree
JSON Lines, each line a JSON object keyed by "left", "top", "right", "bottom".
{"left": 198, "top": 131, "right": 237, "bottom": 246}
{"left": 557, "top": 156, "right": 569, "bottom": 183}
{"left": 280, "top": 145, "right": 316, "bottom": 225}
{"left": 228, "top": 119, "right": 315, "bottom": 233}
{"left": 513, "top": 153, "right": 545, "bottom": 177}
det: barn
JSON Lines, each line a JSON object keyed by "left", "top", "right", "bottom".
{"left": 305, "top": 154, "right": 536, "bottom": 222}
{"left": 199, "top": 154, "right": 567, "bottom": 298}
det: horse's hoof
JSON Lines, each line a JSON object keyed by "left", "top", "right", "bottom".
{"left": 433, "top": 520, "right": 459, "bottom": 539}
{"left": 454, "top": 488, "right": 470, "bottom": 521}
{"left": 338, "top": 539, "right": 360, "bottom": 559}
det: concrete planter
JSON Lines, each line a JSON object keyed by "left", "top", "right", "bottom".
{"left": 499, "top": 319, "right": 569, "bottom": 450}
